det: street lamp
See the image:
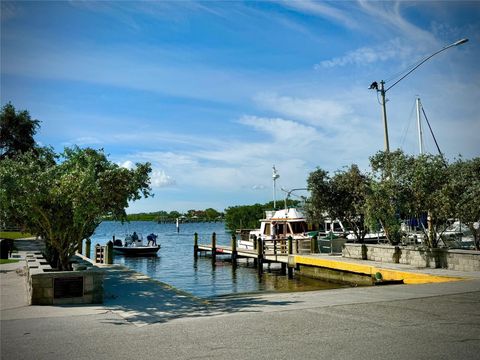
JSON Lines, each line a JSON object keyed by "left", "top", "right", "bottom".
{"left": 369, "top": 38, "right": 468, "bottom": 152}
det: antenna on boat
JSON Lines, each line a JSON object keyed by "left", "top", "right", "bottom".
{"left": 281, "top": 187, "right": 308, "bottom": 212}
{"left": 272, "top": 165, "right": 280, "bottom": 209}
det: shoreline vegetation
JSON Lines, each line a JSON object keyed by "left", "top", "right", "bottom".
{"left": 114, "top": 208, "right": 225, "bottom": 223}
{"left": 115, "top": 200, "right": 300, "bottom": 233}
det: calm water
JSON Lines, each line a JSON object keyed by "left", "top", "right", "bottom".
{"left": 88, "top": 221, "right": 345, "bottom": 298}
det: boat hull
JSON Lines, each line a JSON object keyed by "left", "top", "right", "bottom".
{"left": 113, "top": 245, "right": 160, "bottom": 256}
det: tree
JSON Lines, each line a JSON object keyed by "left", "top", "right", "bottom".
{"left": 408, "top": 154, "right": 451, "bottom": 247}
{"left": 204, "top": 208, "right": 221, "bottom": 221}
{"left": 306, "top": 165, "right": 370, "bottom": 242}
{"left": 366, "top": 150, "right": 414, "bottom": 244}
{"left": 0, "top": 146, "right": 152, "bottom": 270}
{"left": 224, "top": 203, "right": 265, "bottom": 232}
{"left": 447, "top": 157, "right": 480, "bottom": 250}
{"left": 0, "top": 103, "right": 40, "bottom": 160}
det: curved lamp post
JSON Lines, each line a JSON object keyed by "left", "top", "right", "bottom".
{"left": 370, "top": 38, "right": 468, "bottom": 152}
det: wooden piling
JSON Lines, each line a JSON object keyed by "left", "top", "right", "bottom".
{"left": 252, "top": 235, "right": 258, "bottom": 267}
{"left": 211, "top": 232, "right": 216, "bottom": 263}
{"left": 194, "top": 232, "right": 198, "bottom": 259}
{"left": 85, "top": 238, "right": 91, "bottom": 259}
{"left": 287, "top": 236, "right": 294, "bottom": 279}
{"left": 288, "top": 236, "right": 293, "bottom": 255}
{"left": 231, "top": 233, "right": 237, "bottom": 265}
{"left": 310, "top": 235, "right": 318, "bottom": 254}
{"left": 256, "top": 237, "right": 263, "bottom": 273}
{"left": 105, "top": 240, "right": 114, "bottom": 265}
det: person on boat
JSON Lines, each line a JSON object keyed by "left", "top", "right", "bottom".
{"left": 147, "top": 233, "right": 157, "bottom": 246}
{"left": 131, "top": 232, "right": 139, "bottom": 241}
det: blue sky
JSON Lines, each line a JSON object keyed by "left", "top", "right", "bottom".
{"left": 1, "top": 1, "right": 479, "bottom": 213}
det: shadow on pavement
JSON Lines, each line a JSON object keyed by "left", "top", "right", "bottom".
{"left": 102, "top": 267, "right": 299, "bottom": 326}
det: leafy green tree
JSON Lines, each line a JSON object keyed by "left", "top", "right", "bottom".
{"left": 204, "top": 208, "right": 221, "bottom": 221}
{"left": 0, "top": 146, "right": 152, "bottom": 270}
{"left": 447, "top": 157, "right": 480, "bottom": 249}
{"left": 408, "top": 154, "right": 451, "bottom": 247}
{"left": 224, "top": 203, "right": 265, "bottom": 232}
{"left": 366, "top": 150, "right": 414, "bottom": 244}
{"left": 168, "top": 210, "right": 182, "bottom": 220}
{"left": 306, "top": 165, "right": 370, "bottom": 242}
{"left": 154, "top": 210, "right": 170, "bottom": 222}
{"left": 0, "top": 103, "right": 40, "bottom": 160}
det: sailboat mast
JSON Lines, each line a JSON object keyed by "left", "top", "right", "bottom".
{"left": 416, "top": 97, "right": 424, "bottom": 155}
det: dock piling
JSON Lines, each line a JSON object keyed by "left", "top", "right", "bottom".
{"left": 287, "top": 236, "right": 294, "bottom": 278}
{"left": 194, "top": 232, "right": 198, "bottom": 259}
{"left": 310, "top": 235, "right": 318, "bottom": 254}
{"left": 211, "top": 232, "right": 216, "bottom": 263}
{"left": 252, "top": 235, "right": 258, "bottom": 267}
{"left": 85, "top": 238, "right": 91, "bottom": 259}
{"left": 231, "top": 233, "right": 237, "bottom": 265}
{"left": 256, "top": 237, "right": 263, "bottom": 274}
{"left": 105, "top": 240, "right": 114, "bottom": 265}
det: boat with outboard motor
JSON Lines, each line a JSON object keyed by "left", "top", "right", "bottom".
{"left": 113, "top": 232, "right": 160, "bottom": 256}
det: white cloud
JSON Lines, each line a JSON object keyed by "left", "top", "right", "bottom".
{"left": 120, "top": 160, "right": 175, "bottom": 188}
{"left": 119, "top": 160, "right": 135, "bottom": 170}
{"left": 64, "top": 136, "right": 103, "bottom": 146}
{"left": 315, "top": 39, "right": 414, "bottom": 69}
{"left": 254, "top": 92, "right": 351, "bottom": 127}
{"left": 151, "top": 169, "right": 176, "bottom": 188}
{"left": 239, "top": 115, "right": 319, "bottom": 143}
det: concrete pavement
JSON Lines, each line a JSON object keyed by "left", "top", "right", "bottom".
{"left": 1, "top": 246, "right": 480, "bottom": 359}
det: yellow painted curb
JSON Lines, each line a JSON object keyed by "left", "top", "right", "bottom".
{"left": 293, "top": 255, "right": 464, "bottom": 284}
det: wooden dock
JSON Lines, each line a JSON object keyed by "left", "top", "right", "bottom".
{"left": 194, "top": 232, "right": 318, "bottom": 277}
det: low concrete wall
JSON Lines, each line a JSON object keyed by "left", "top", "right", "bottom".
{"left": 343, "top": 243, "right": 480, "bottom": 271}
{"left": 25, "top": 252, "right": 104, "bottom": 305}
{"left": 296, "top": 264, "right": 373, "bottom": 286}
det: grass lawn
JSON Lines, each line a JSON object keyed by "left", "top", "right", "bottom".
{"left": 0, "top": 259, "right": 20, "bottom": 265}
{"left": 0, "top": 232, "right": 33, "bottom": 239}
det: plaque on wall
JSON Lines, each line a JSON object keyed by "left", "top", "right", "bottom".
{"left": 54, "top": 276, "right": 84, "bottom": 298}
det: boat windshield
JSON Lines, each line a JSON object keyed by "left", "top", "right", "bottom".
{"left": 290, "top": 221, "right": 307, "bottom": 234}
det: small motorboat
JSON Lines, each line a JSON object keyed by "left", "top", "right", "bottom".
{"left": 113, "top": 233, "right": 160, "bottom": 256}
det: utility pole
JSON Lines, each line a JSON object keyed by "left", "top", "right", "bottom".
{"left": 370, "top": 38, "right": 468, "bottom": 153}
{"left": 380, "top": 80, "right": 390, "bottom": 152}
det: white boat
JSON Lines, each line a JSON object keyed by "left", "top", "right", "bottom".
{"left": 438, "top": 220, "right": 474, "bottom": 249}
{"left": 319, "top": 217, "right": 386, "bottom": 243}
{"left": 113, "top": 233, "right": 160, "bottom": 256}
{"left": 237, "top": 208, "right": 310, "bottom": 251}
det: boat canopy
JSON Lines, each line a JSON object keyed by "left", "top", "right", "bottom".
{"left": 267, "top": 208, "right": 306, "bottom": 221}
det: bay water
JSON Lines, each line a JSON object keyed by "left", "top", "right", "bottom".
{"left": 89, "top": 221, "right": 345, "bottom": 298}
